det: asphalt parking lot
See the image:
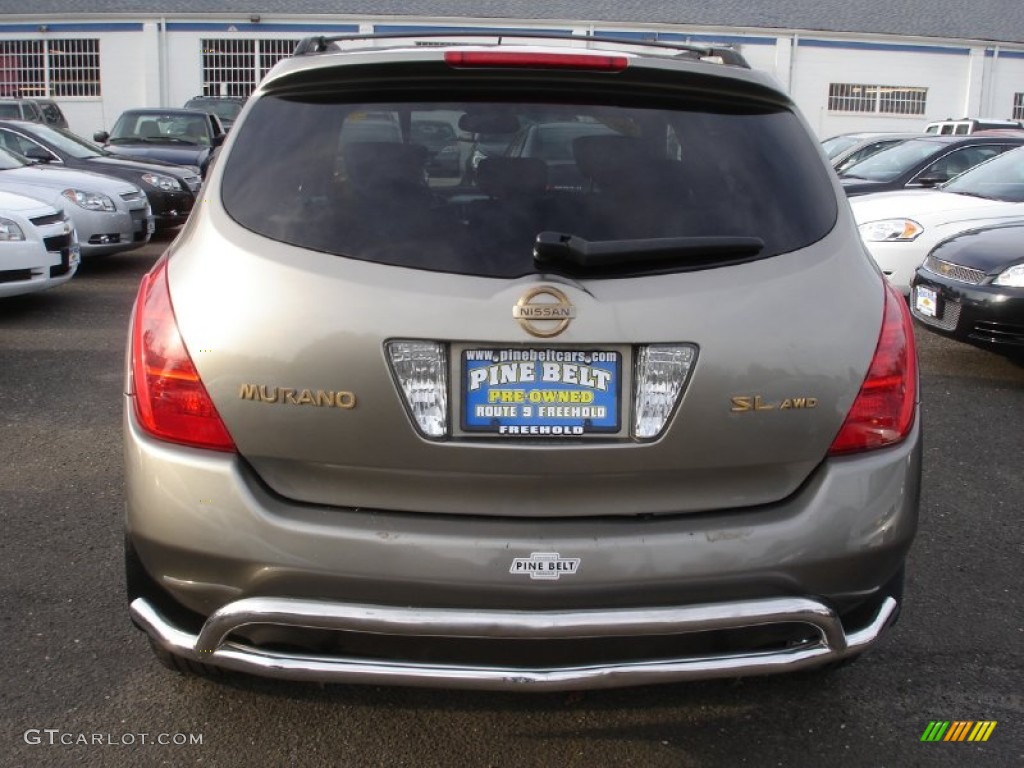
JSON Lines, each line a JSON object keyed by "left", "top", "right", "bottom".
{"left": 1, "top": 234, "right": 1022, "bottom": 767}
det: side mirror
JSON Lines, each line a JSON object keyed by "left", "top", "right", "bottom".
{"left": 912, "top": 175, "right": 946, "bottom": 188}
{"left": 93, "top": 130, "right": 110, "bottom": 143}
{"left": 212, "top": 133, "right": 225, "bottom": 148}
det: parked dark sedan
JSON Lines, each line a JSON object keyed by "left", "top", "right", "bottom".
{"left": 0, "top": 119, "right": 199, "bottom": 231}
{"left": 94, "top": 108, "right": 225, "bottom": 176}
{"left": 838, "top": 135, "right": 1024, "bottom": 196}
{"left": 911, "top": 221, "right": 1024, "bottom": 356}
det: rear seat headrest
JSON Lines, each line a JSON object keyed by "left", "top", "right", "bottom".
{"left": 342, "top": 141, "right": 430, "bottom": 190}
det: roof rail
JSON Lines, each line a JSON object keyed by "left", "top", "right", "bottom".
{"left": 291, "top": 31, "right": 750, "bottom": 68}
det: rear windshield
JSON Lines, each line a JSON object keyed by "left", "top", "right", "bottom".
{"left": 221, "top": 96, "right": 837, "bottom": 278}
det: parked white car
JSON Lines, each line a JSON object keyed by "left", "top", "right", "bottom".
{"left": 0, "top": 189, "right": 79, "bottom": 298}
{"left": 851, "top": 146, "right": 1024, "bottom": 293}
{"left": 0, "top": 147, "right": 152, "bottom": 257}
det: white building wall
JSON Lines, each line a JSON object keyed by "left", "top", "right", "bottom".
{"left": 736, "top": 41, "right": 784, "bottom": 87}
{"left": 165, "top": 33, "right": 208, "bottom": 106}
{"left": 963, "top": 48, "right": 987, "bottom": 118}
{"left": 8, "top": 27, "right": 157, "bottom": 137}
{"left": 789, "top": 40, "right": 973, "bottom": 138}
{"left": 3, "top": 18, "right": 1023, "bottom": 141}
{"left": 986, "top": 52, "right": 1024, "bottom": 120}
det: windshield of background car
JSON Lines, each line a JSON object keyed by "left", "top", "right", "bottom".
{"left": 21, "top": 123, "right": 104, "bottom": 159}
{"left": 186, "top": 99, "right": 243, "bottom": 121}
{"left": 0, "top": 146, "right": 30, "bottom": 170}
{"left": 221, "top": 97, "right": 838, "bottom": 278}
{"left": 821, "top": 134, "right": 862, "bottom": 158}
{"left": 839, "top": 139, "right": 946, "bottom": 181}
{"left": 942, "top": 146, "right": 1024, "bottom": 202}
{"left": 111, "top": 114, "right": 210, "bottom": 145}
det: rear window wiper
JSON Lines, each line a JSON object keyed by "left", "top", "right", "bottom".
{"left": 533, "top": 232, "right": 764, "bottom": 269}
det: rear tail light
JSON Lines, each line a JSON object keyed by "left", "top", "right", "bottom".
{"left": 444, "top": 51, "right": 628, "bottom": 72}
{"left": 633, "top": 345, "right": 698, "bottom": 439}
{"left": 386, "top": 340, "right": 449, "bottom": 438}
{"left": 130, "top": 260, "right": 235, "bottom": 452}
{"left": 828, "top": 284, "right": 917, "bottom": 455}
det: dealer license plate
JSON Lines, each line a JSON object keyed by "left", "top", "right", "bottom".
{"left": 915, "top": 285, "right": 938, "bottom": 318}
{"left": 462, "top": 348, "right": 620, "bottom": 436}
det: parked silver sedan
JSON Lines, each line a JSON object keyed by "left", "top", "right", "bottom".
{"left": 0, "top": 147, "right": 151, "bottom": 256}
{"left": 125, "top": 33, "right": 920, "bottom": 691}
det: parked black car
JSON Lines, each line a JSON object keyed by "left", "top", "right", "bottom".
{"left": 94, "top": 108, "right": 226, "bottom": 176}
{"left": 183, "top": 95, "right": 246, "bottom": 131}
{"left": 821, "top": 132, "right": 922, "bottom": 174}
{"left": 0, "top": 119, "right": 200, "bottom": 231}
{"left": 838, "top": 135, "right": 1024, "bottom": 196}
{"left": 911, "top": 222, "right": 1024, "bottom": 356}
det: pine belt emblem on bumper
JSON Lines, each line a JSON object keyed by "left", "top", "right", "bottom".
{"left": 510, "top": 552, "right": 581, "bottom": 580}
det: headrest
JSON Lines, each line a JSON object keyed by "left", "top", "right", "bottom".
{"left": 342, "top": 142, "right": 429, "bottom": 189}
{"left": 137, "top": 119, "right": 160, "bottom": 138}
{"left": 476, "top": 157, "right": 548, "bottom": 196}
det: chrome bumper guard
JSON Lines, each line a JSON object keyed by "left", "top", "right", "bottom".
{"left": 131, "top": 595, "right": 898, "bottom": 691}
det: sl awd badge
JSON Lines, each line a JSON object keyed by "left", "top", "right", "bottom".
{"left": 510, "top": 552, "right": 581, "bottom": 581}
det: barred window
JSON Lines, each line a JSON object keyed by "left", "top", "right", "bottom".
{"left": 828, "top": 83, "right": 876, "bottom": 113}
{"left": 828, "top": 83, "right": 927, "bottom": 115}
{"left": 1014, "top": 93, "right": 1024, "bottom": 121}
{"left": 0, "top": 39, "right": 100, "bottom": 98}
{"left": 201, "top": 38, "right": 297, "bottom": 98}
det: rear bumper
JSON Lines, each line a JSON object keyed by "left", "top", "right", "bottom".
{"left": 124, "top": 402, "right": 920, "bottom": 687}
{"left": 132, "top": 594, "right": 898, "bottom": 691}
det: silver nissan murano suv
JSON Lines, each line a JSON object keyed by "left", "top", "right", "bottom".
{"left": 124, "top": 33, "right": 921, "bottom": 690}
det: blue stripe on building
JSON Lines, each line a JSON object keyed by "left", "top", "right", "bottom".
{"left": 596, "top": 30, "right": 775, "bottom": 46}
{"left": 167, "top": 22, "right": 360, "bottom": 34}
{"left": 798, "top": 39, "right": 969, "bottom": 56}
{"left": 373, "top": 24, "right": 573, "bottom": 35}
{"left": 0, "top": 22, "right": 144, "bottom": 32}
